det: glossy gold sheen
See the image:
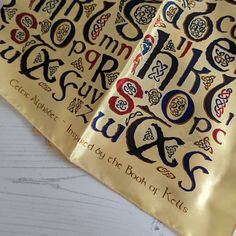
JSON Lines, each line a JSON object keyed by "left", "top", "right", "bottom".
{"left": 0, "top": 1, "right": 236, "bottom": 235}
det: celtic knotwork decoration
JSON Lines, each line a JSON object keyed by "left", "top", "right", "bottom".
{"left": 15, "top": 31, "right": 25, "bottom": 42}
{"left": 22, "top": 16, "right": 34, "bottom": 28}
{"left": 188, "top": 17, "right": 207, "bottom": 40}
{"left": 116, "top": 100, "right": 128, "bottom": 111}
{"left": 39, "top": 19, "right": 51, "bottom": 34}
{"left": 166, "top": 6, "right": 177, "bottom": 21}
{"left": 164, "top": 40, "right": 176, "bottom": 52}
{"left": 49, "top": 66, "right": 59, "bottom": 76}
{"left": 71, "top": 58, "right": 84, "bottom": 72}
{"left": 165, "top": 145, "right": 178, "bottom": 159}
{"left": 131, "top": 35, "right": 154, "bottom": 74}
{"left": 67, "top": 97, "right": 84, "bottom": 114}
{"left": 38, "top": 82, "right": 52, "bottom": 92}
{"left": 148, "top": 60, "right": 168, "bottom": 82}
{"left": 134, "top": 5, "right": 157, "bottom": 25}
{"left": 5, "top": 8, "right": 17, "bottom": 20}
{"left": 33, "top": 53, "right": 43, "bottom": 64}
{"left": 115, "top": 12, "right": 125, "bottom": 24}
{"left": 42, "top": 0, "right": 59, "bottom": 14}
{"left": 201, "top": 75, "right": 215, "bottom": 90}
{"left": 156, "top": 166, "right": 176, "bottom": 179}
{"left": 91, "top": 13, "right": 111, "bottom": 40}
{"left": 143, "top": 128, "right": 155, "bottom": 141}
{"left": 141, "top": 35, "right": 155, "bottom": 56}
{"left": 123, "top": 82, "right": 137, "bottom": 96}
{"left": 84, "top": 4, "right": 97, "bottom": 18}
{"left": 214, "top": 48, "right": 235, "bottom": 67}
{"left": 56, "top": 23, "right": 70, "bottom": 42}
{"left": 194, "top": 137, "right": 213, "bottom": 154}
{"left": 154, "top": 15, "right": 166, "bottom": 28}
{"left": 22, "top": 40, "right": 36, "bottom": 52}
{"left": 145, "top": 89, "right": 162, "bottom": 106}
{"left": 179, "top": 0, "right": 196, "bottom": 9}
{"left": 127, "top": 106, "right": 186, "bottom": 166}
{"left": 131, "top": 53, "right": 142, "bottom": 74}
{"left": 169, "top": 96, "right": 187, "bottom": 117}
{"left": 106, "top": 72, "right": 119, "bottom": 85}
{"left": 214, "top": 88, "right": 233, "bottom": 118}
{"left": 125, "top": 111, "right": 143, "bottom": 126}
{"left": 119, "top": 0, "right": 128, "bottom": 12}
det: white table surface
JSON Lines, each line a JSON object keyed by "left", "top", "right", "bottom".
{"left": 0, "top": 97, "right": 177, "bottom": 236}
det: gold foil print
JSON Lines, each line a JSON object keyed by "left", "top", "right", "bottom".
{"left": 0, "top": 0, "right": 236, "bottom": 236}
